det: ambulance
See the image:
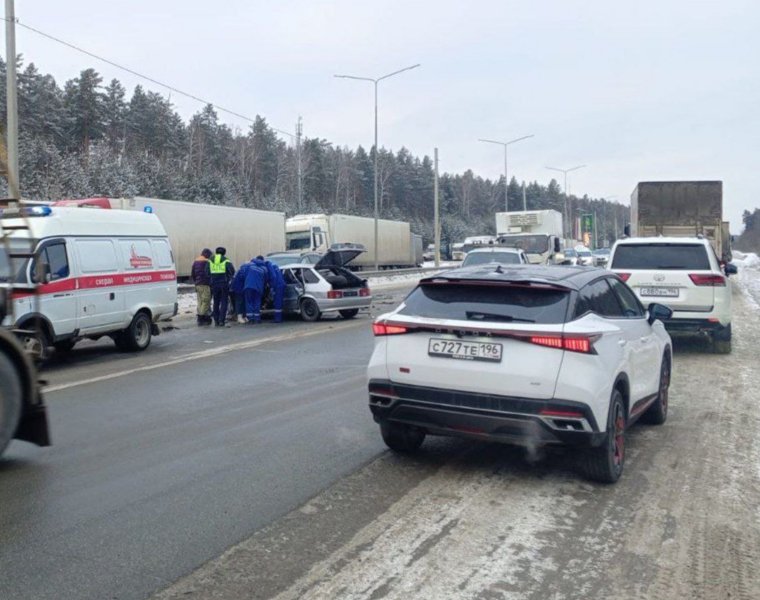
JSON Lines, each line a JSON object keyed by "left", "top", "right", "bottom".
{"left": 2, "top": 205, "right": 178, "bottom": 357}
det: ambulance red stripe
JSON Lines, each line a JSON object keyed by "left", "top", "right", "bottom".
{"left": 11, "top": 270, "right": 177, "bottom": 299}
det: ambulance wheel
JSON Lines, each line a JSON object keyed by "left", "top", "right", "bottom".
{"left": 300, "top": 298, "right": 321, "bottom": 322}
{"left": 0, "top": 352, "right": 23, "bottom": 457}
{"left": 17, "top": 326, "right": 50, "bottom": 362}
{"left": 117, "top": 312, "right": 152, "bottom": 352}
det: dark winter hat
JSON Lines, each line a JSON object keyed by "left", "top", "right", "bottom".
{"left": 215, "top": 246, "right": 226, "bottom": 255}
{"left": 256, "top": 255, "right": 264, "bottom": 261}
{"left": 201, "top": 248, "right": 212, "bottom": 258}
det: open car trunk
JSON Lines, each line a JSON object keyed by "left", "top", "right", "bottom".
{"left": 315, "top": 243, "right": 368, "bottom": 289}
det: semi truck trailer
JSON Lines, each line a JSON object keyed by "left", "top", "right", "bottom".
{"left": 285, "top": 213, "right": 419, "bottom": 269}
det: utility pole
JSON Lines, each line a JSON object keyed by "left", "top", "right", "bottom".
{"left": 295, "top": 116, "right": 303, "bottom": 211}
{"left": 5, "top": 0, "right": 19, "bottom": 199}
{"left": 434, "top": 147, "right": 440, "bottom": 267}
{"left": 522, "top": 182, "right": 527, "bottom": 211}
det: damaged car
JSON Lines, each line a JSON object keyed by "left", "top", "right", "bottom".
{"left": 277, "top": 244, "right": 372, "bottom": 321}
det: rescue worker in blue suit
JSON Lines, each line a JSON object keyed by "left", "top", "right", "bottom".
{"left": 264, "top": 258, "right": 286, "bottom": 323}
{"left": 210, "top": 246, "right": 235, "bottom": 327}
{"left": 231, "top": 260, "right": 250, "bottom": 324}
{"left": 243, "top": 257, "right": 269, "bottom": 323}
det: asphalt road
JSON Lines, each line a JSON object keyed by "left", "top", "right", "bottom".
{"left": 152, "top": 285, "right": 760, "bottom": 600}
{"left": 3, "top": 282, "right": 760, "bottom": 600}
{"left": 0, "top": 289, "right": 407, "bottom": 600}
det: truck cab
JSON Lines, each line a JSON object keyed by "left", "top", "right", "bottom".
{"left": 1, "top": 205, "right": 51, "bottom": 457}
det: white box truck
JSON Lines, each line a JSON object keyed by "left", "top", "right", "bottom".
{"left": 110, "top": 198, "right": 286, "bottom": 278}
{"left": 495, "top": 210, "right": 563, "bottom": 264}
{"left": 285, "top": 214, "right": 417, "bottom": 269}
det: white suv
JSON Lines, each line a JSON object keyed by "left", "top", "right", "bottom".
{"left": 608, "top": 237, "right": 735, "bottom": 353}
{"left": 368, "top": 265, "right": 673, "bottom": 483}
{"left": 461, "top": 247, "right": 528, "bottom": 267}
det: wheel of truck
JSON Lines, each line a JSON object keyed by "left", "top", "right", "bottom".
{"left": 0, "top": 351, "right": 23, "bottom": 457}
{"left": 380, "top": 422, "right": 425, "bottom": 453}
{"left": 300, "top": 298, "right": 321, "bottom": 322}
{"left": 580, "top": 389, "right": 626, "bottom": 484}
{"left": 115, "top": 312, "right": 152, "bottom": 352}
{"left": 339, "top": 309, "right": 359, "bottom": 319}
{"left": 711, "top": 324, "right": 731, "bottom": 354}
{"left": 642, "top": 353, "right": 670, "bottom": 425}
{"left": 17, "top": 325, "right": 50, "bottom": 362}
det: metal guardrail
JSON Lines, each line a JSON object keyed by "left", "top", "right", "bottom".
{"left": 176, "top": 266, "right": 449, "bottom": 295}
{"left": 358, "top": 266, "right": 446, "bottom": 278}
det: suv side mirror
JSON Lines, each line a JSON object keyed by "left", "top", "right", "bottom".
{"left": 647, "top": 302, "right": 673, "bottom": 325}
{"left": 724, "top": 263, "right": 738, "bottom": 276}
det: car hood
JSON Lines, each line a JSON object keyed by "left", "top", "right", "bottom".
{"left": 315, "top": 244, "right": 366, "bottom": 268}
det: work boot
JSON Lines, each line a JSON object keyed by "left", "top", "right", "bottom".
{"left": 237, "top": 315, "right": 246, "bottom": 324}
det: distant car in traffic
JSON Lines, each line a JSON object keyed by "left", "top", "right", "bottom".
{"left": 608, "top": 236, "right": 736, "bottom": 353}
{"left": 576, "top": 247, "right": 595, "bottom": 266}
{"left": 592, "top": 248, "right": 611, "bottom": 267}
{"left": 368, "top": 264, "right": 673, "bottom": 483}
{"left": 461, "top": 247, "right": 528, "bottom": 267}
{"left": 278, "top": 244, "right": 372, "bottom": 321}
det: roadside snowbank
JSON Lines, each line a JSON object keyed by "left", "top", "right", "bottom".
{"left": 732, "top": 251, "right": 760, "bottom": 309}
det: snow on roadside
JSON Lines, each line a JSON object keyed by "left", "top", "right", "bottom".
{"left": 732, "top": 251, "right": 760, "bottom": 309}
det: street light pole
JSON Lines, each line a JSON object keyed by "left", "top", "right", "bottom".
{"left": 478, "top": 135, "right": 534, "bottom": 212}
{"left": 335, "top": 63, "right": 420, "bottom": 270}
{"left": 546, "top": 164, "right": 586, "bottom": 240}
{"left": 5, "top": 0, "right": 19, "bottom": 199}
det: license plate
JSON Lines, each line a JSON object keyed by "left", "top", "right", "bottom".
{"left": 428, "top": 338, "right": 503, "bottom": 363}
{"left": 640, "top": 287, "right": 679, "bottom": 297}
{"left": 343, "top": 291, "right": 358, "bottom": 297}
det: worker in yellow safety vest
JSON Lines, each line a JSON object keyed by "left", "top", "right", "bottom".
{"left": 209, "top": 246, "right": 235, "bottom": 327}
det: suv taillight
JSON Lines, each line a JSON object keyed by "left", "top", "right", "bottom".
{"left": 529, "top": 334, "right": 597, "bottom": 354}
{"left": 616, "top": 272, "right": 631, "bottom": 283}
{"left": 372, "top": 323, "right": 409, "bottom": 336}
{"left": 688, "top": 274, "right": 726, "bottom": 286}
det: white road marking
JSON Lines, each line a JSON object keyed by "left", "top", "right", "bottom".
{"left": 46, "top": 320, "right": 365, "bottom": 393}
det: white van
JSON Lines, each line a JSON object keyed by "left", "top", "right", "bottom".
{"left": 4, "top": 206, "right": 177, "bottom": 357}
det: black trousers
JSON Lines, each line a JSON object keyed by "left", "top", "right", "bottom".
{"left": 211, "top": 284, "right": 229, "bottom": 325}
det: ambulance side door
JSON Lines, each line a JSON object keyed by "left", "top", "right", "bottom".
{"left": 73, "top": 238, "right": 124, "bottom": 332}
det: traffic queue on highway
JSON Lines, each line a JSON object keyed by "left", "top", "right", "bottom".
{"left": 1, "top": 181, "right": 740, "bottom": 481}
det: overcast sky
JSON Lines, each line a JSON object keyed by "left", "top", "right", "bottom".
{"left": 12, "top": 0, "right": 760, "bottom": 230}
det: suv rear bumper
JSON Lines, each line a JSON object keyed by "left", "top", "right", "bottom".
{"left": 368, "top": 380, "right": 606, "bottom": 448}
{"left": 661, "top": 317, "right": 730, "bottom": 336}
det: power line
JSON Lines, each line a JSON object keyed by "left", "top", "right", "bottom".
{"left": 1, "top": 16, "right": 295, "bottom": 138}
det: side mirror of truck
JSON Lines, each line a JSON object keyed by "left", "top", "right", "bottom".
{"left": 553, "top": 238, "right": 561, "bottom": 253}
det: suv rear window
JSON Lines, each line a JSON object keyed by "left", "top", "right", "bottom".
{"left": 611, "top": 243, "right": 710, "bottom": 270}
{"left": 463, "top": 252, "right": 521, "bottom": 266}
{"left": 399, "top": 283, "right": 569, "bottom": 324}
